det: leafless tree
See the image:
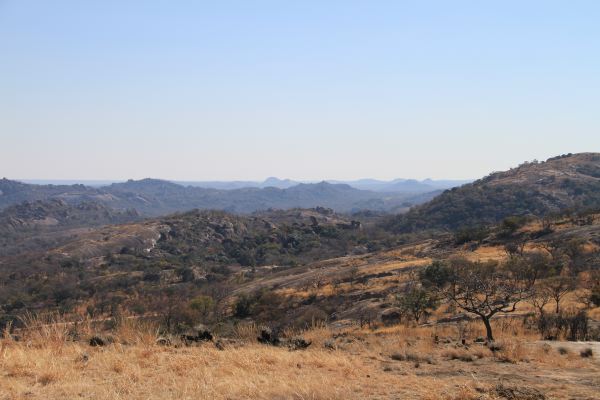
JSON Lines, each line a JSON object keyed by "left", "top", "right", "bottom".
{"left": 504, "top": 239, "right": 527, "bottom": 258}
{"left": 543, "top": 275, "right": 575, "bottom": 314}
{"left": 422, "top": 258, "right": 537, "bottom": 342}
{"left": 529, "top": 284, "right": 552, "bottom": 316}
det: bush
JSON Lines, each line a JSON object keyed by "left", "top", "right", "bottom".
{"left": 454, "top": 226, "right": 489, "bottom": 245}
{"left": 234, "top": 294, "right": 254, "bottom": 318}
{"left": 580, "top": 348, "right": 593, "bottom": 358}
{"left": 537, "top": 311, "right": 589, "bottom": 341}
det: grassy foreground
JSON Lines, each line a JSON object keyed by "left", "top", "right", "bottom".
{"left": 1, "top": 318, "right": 599, "bottom": 400}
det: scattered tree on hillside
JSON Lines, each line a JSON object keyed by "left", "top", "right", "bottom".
{"left": 189, "top": 295, "right": 215, "bottom": 321}
{"left": 347, "top": 263, "right": 360, "bottom": 288}
{"left": 395, "top": 284, "right": 438, "bottom": 324}
{"left": 543, "top": 275, "right": 576, "bottom": 314}
{"left": 504, "top": 239, "right": 527, "bottom": 258}
{"left": 420, "top": 257, "right": 537, "bottom": 342}
{"left": 529, "top": 284, "right": 552, "bottom": 316}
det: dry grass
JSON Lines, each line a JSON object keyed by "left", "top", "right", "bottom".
{"left": 0, "top": 336, "right": 479, "bottom": 400}
{"left": 1, "top": 318, "right": 599, "bottom": 400}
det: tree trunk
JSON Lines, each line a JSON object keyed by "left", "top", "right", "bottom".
{"left": 555, "top": 299, "right": 560, "bottom": 314}
{"left": 482, "top": 316, "right": 494, "bottom": 342}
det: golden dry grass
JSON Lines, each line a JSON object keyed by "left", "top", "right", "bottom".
{"left": 2, "top": 317, "right": 599, "bottom": 400}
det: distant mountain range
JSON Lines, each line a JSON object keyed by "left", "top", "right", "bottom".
{"left": 19, "top": 177, "right": 471, "bottom": 192}
{"left": 0, "top": 178, "right": 448, "bottom": 216}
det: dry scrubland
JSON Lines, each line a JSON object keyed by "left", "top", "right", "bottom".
{"left": 1, "top": 318, "right": 599, "bottom": 400}
{"left": 2, "top": 211, "right": 600, "bottom": 399}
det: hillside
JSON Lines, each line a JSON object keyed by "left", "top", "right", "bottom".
{"left": 0, "top": 178, "right": 437, "bottom": 216}
{"left": 0, "top": 207, "right": 393, "bottom": 322}
{"left": 384, "top": 153, "right": 600, "bottom": 233}
{"left": 0, "top": 199, "right": 138, "bottom": 232}
{"left": 0, "top": 199, "right": 140, "bottom": 258}
{"left": 0, "top": 178, "right": 105, "bottom": 208}
{"left": 104, "top": 180, "right": 386, "bottom": 215}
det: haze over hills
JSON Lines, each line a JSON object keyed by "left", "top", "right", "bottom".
{"left": 19, "top": 177, "right": 471, "bottom": 192}
{"left": 0, "top": 178, "right": 440, "bottom": 216}
{"left": 4, "top": 153, "right": 598, "bottom": 225}
{"left": 384, "top": 152, "right": 600, "bottom": 233}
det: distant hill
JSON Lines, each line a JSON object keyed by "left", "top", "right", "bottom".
{"left": 0, "top": 179, "right": 102, "bottom": 207}
{"left": 327, "top": 178, "right": 471, "bottom": 192}
{"left": 0, "top": 199, "right": 138, "bottom": 233}
{"left": 173, "top": 177, "right": 300, "bottom": 190}
{"left": 383, "top": 153, "right": 600, "bottom": 232}
{"left": 0, "top": 199, "right": 140, "bottom": 257}
{"left": 14, "top": 177, "right": 469, "bottom": 193}
{"left": 0, "top": 178, "right": 437, "bottom": 216}
{"left": 173, "top": 177, "right": 469, "bottom": 192}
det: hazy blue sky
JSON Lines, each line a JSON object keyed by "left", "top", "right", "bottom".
{"left": 1, "top": 1, "right": 599, "bottom": 181}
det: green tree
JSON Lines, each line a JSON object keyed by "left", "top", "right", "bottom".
{"left": 396, "top": 286, "right": 438, "bottom": 324}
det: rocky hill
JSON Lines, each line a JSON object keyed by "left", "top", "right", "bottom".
{"left": 384, "top": 153, "right": 600, "bottom": 232}
{"left": 0, "top": 179, "right": 105, "bottom": 208}
{"left": 0, "top": 207, "right": 393, "bottom": 318}
{"left": 0, "top": 199, "right": 141, "bottom": 258}
{"left": 0, "top": 199, "right": 139, "bottom": 233}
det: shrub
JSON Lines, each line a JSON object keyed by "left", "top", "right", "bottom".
{"left": 453, "top": 226, "right": 489, "bottom": 245}
{"left": 537, "top": 311, "right": 588, "bottom": 341}
{"left": 234, "top": 294, "right": 254, "bottom": 318}
{"left": 580, "top": 348, "right": 593, "bottom": 358}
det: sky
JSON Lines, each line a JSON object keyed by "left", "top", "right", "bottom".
{"left": 1, "top": 1, "right": 599, "bottom": 181}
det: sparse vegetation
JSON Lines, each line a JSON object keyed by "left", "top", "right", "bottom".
{"left": 1, "top": 154, "right": 600, "bottom": 399}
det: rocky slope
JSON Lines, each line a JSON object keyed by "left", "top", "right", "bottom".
{"left": 0, "top": 199, "right": 139, "bottom": 233}
{"left": 384, "top": 153, "right": 600, "bottom": 232}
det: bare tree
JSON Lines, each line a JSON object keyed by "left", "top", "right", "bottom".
{"left": 421, "top": 258, "right": 537, "bottom": 342}
{"left": 543, "top": 275, "right": 575, "bottom": 314}
{"left": 529, "top": 284, "right": 552, "bottom": 316}
{"left": 504, "top": 239, "right": 527, "bottom": 258}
